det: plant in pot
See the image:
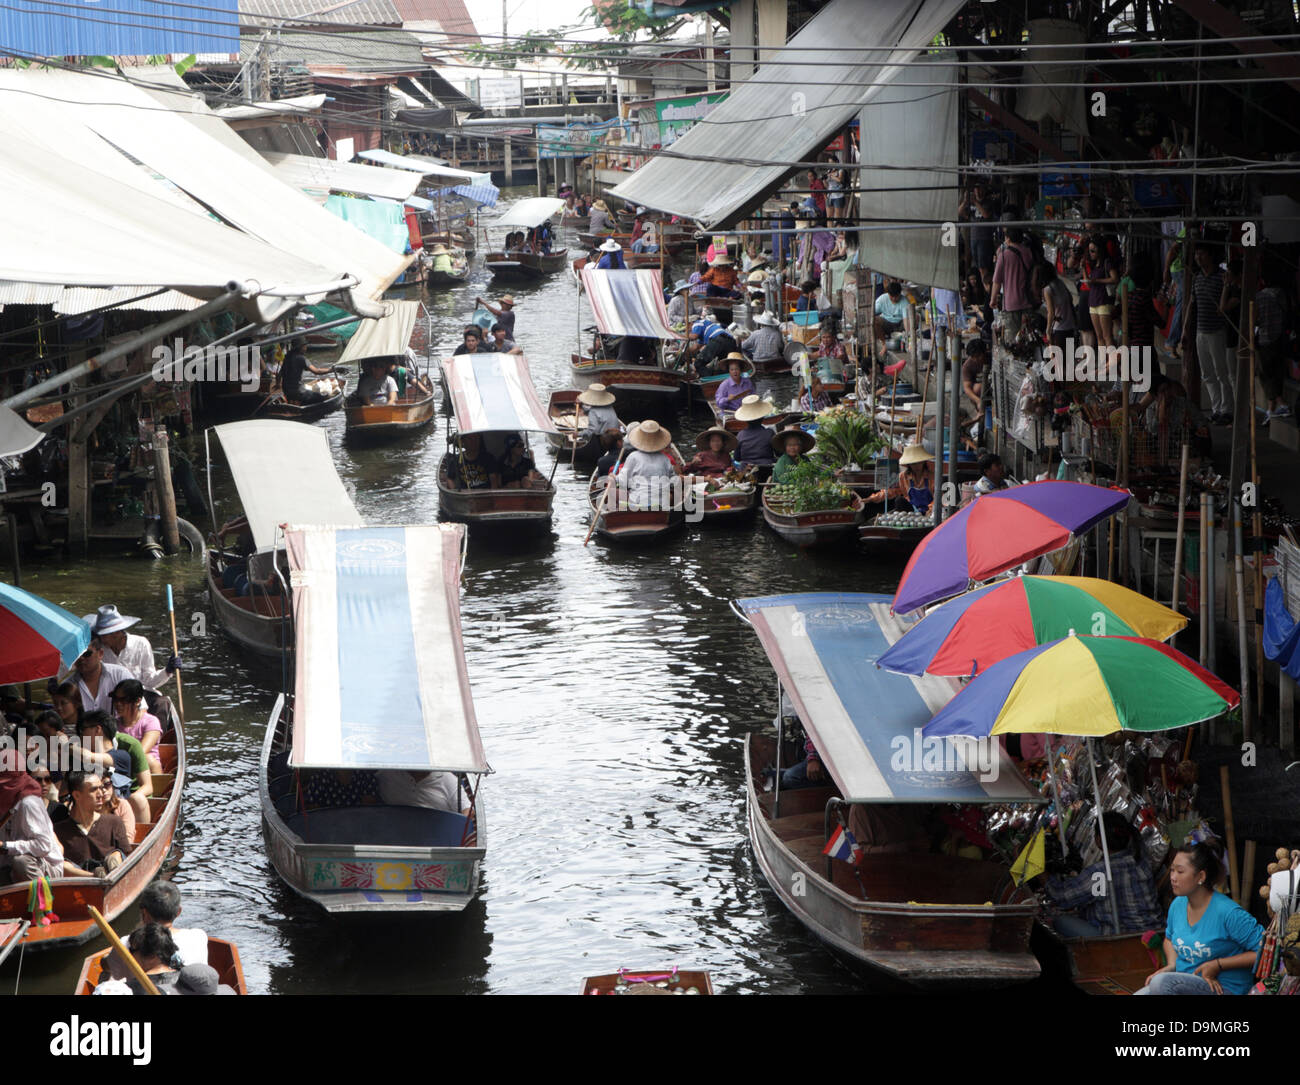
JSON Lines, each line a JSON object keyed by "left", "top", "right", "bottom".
{"left": 812, "top": 405, "right": 886, "bottom": 479}
{"left": 766, "top": 458, "right": 856, "bottom": 514}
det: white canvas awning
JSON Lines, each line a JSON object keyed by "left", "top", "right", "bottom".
{"left": 492, "top": 198, "right": 566, "bottom": 229}
{"left": 212, "top": 420, "right": 364, "bottom": 554}
{"left": 338, "top": 300, "right": 421, "bottom": 364}
{"left": 0, "top": 405, "right": 45, "bottom": 458}
{"left": 213, "top": 94, "right": 328, "bottom": 122}
{"left": 262, "top": 152, "right": 425, "bottom": 202}
{"left": 610, "top": 0, "right": 966, "bottom": 227}
{"left": 356, "top": 148, "right": 483, "bottom": 185}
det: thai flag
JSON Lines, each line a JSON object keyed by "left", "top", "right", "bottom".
{"left": 823, "top": 825, "right": 862, "bottom": 865}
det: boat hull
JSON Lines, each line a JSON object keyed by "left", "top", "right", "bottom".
{"left": 76, "top": 937, "right": 248, "bottom": 994}
{"left": 206, "top": 552, "right": 286, "bottom": 658}
{"left": 588, "top": 474, "right": 685, "bottom": 542}
{"left": 437, "top": 454, "right": 555, "bottom": 525}
{"left": 697, "top": 486, "right": 758, "bottom": 525}
{"left": 344, "top": 388, "right": 436, "bottom": 441}
{"left": 570, "top": 356, "right": 686, "bottom": 415}
{"left": 258, "top": 390, "right": 345, "bottom": 423}
{"left": 761, "top": 490, "right": 864, "bottom": 546}
{"left": 427, "top": 269, "right": 469, "bottom": 288}
{"left": 485, "top": 248, "right": 568, "bottom": 281}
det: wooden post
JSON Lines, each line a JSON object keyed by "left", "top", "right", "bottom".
{"left": 1116, "top": 285, "right": 1130, "bottom": 584}
{"left": 1247, "top": 301, "right": 1266, "bottom": 734}
{"left": 1239, "top": 839, "right": 1256, "bottom": 908}
{"left": 1220, "top": 765, "right": 1240, "bottom": 902}
{"left": 1170, "top": 442, "right": 1190, "bottom": 646}
{"left": 66, "top": 426, "right": 90, "bottom": 555}
{"left": 503, "top": 137, "right": 513, "bottom": 186}
{"left": 536, "top": 141, "right": 544, "bottom": 197}
{"left": 153, "top": 430, "right": 180, "bottom": 555}
{"left": 1199, "top": 492, "right": 1209, "bottom": 668}
{"left": 1233, "top": 498, "right": 1252, "bottom": 742}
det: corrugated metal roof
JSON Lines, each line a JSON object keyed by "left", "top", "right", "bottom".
{"left": 610, "top": 0, "right": 966, "bottom": 228}
{"left": 54, "top": 288, "right": 202, "bottom": 314}
{"left": 263, "top": 151, "right": 424, "bottom": 200}
{"left": 0, "top": 281, "right": 62, "bottom": 307}
{"left": 3, "top": 0, "right": 237, "bottom": 58}
{"left": 250, "top": 29, "right": 428, "bottom": 72}
{"left": 390, "top": 0, "right": 480, "bottom": 41}
{"left": 239, "top": 0, "right": 402, "bottom": 29}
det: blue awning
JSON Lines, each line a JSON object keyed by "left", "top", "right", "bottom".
{"left": 736, "top": 593, "right": 1042, "bottom": 804}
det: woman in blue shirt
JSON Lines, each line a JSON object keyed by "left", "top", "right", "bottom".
{"left": 1137, "top": 842, "right": 1264, "bottom": 995}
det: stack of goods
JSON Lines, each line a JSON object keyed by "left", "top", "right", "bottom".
{"left": 1254, "top": 848, "right": 1300, "bottom": 995}
{"left": 874, "top": 510, "right": 931, "bottom": 528}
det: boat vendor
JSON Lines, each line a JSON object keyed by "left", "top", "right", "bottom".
{"left": 715, "top": 357, "right": 756, "bottom": 412}
{"left": 281, "top": 339, "right": 335, "bottom": 405}
{"left": 973, "top": 452, "right": 1008, "bottom": 495}
{"left": 702, "top": 254, "right": 741, "bottom": 299}
{"left": 589, "top": 199, "right": 613, "bottom": 235}
{"left": 595, "top": 238, "right": 626, "bottom": 270}
{"left": 811, "top": 326, "right": 845, "bottom": 383}
{"left": 868, "top": 443, "right": 934, "bottom": 514}
{"left": 742, "top": 311, "right": 785, "bottom": 368}
{"left": 734, "top": 396, "right": 778, "bottom": 467}
{"left": 354, "top": 357, "right": 398, "bottom": 406}
{"left": 579, "top": 383, "right": 622, "bottom": 441}
{"left": 771, "top": 427, "right": 815, "bottom": 484}
{"left": 429, "top": 244, "right": 454, "bottom": 275}
{"left": 453, "top": 326, "right": 490, "bottom": 355}
{"left": 667, "top": 279, "right": 691, "bottom": 325}
{"left": 448, "top": 433, "right": 501, "bottom": 490}
{"left": 873, "top": 280, "right": 909, "bottom": 349}
{"left": 1040, "top": 813, "right": 1162, "bottom": 939}
{"left": 1137, "top": 841, "right": 1264, "bottom": 995}
{"left": 474, "top": 294, "right": 516, "bottom": 338}
{"left": 619, "top": 421, "right": 682, "bottom": 507}
{"left": 799, "top": 374, "right": 832, "bottom": 413}
{"left": 686, "top": 427, "right": 737, "bottom": 477}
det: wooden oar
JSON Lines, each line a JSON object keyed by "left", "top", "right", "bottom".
{"left": 584, "top": 472, "right": 614, "bottom": 547}
{"left": 165, "top": 584, "right": 184, "bottom": 721}
{"left": 87, "top": 906, "right": 159, "bottom": 995}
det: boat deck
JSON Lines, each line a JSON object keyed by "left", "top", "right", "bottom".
{"left": 281, "top": 806, "right": 472, "bottom": 849}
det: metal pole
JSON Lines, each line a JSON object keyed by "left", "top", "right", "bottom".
{"left": 1199, "top": 492, "right": 1210, "bottom": 668}
{"left": 933, "top": 322, "right": 945, "bottom": 526}
{"left": 1207, "top": 498, "right": 1217, "bottom": 676}
{"left": 773, "top": 676, "right": 784, "bottom": 820}
{"left": 1045, "top": 735, "right": 1067, "bottom": 854}
{"left": 1234, "top": 499, "right": 1252, "bottom": 742}
{"left": 1086, "top": 737, "right": 1123, "bottom": 935}
{"left": 7, "top": 513, "right": 20, "bottom": 586}
{"left": 1170, "top": 442, "right": 1190, "bottom": 643}
{"left": 947, "top": 317, "right": 959, "bottom": 515}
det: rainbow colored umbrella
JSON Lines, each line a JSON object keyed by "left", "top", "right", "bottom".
{"left": 878, "top": 576, "right": 1188, "bottom": 678}
{"left": 892, "top": 481, "right": 1130, "bottom": 614}
{"left": 923, "top": 633, "right": 1239, "bottom": 740}
{"left": 0, "top": 583, "right": 90, "bottom": 685}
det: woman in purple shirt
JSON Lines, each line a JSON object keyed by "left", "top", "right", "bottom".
{"left": 714, "top": 356, "right": 756, "bottom": 412}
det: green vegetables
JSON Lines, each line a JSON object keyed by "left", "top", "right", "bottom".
{"left": 812, "top": 406, "right": 886, "bottom": 470}
{"left": 767, "top": 460, "right": 855, "bottom": 514}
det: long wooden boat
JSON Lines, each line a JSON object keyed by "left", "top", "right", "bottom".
{"left": 761, "top": 486, "right": 864, "bottom": 546}
{"left": 581, "top": 968, "right": 714, "bottom": 995}
{"left": 0, "top": 724, "right": 185, "bottom": 951}
{"left": 344, "top": 376, "right": 436, "bottom": 441}
{"left": 735, "top": 593, "right": 1045, "bottom": 989}
{"left": 695, "top": 480, "right": 758, "bottom": 526}
{"left": 587, "top": 469, "right": 686, "bottom": 543}
{"left": 206, "top": 521, "right": 288, "bottom": 658}
{"left": 256, "top": 388, "right": 345, "bottom": 423}
{"left": 437, "top": 452, "right": 555, "bottom": 526}
{"left": 261, "top": 523, "right": 488, "bottom": 916}
{"left": 485, "top": 248, "right": 569, "bottom": 281}
{"left": 427, "top": 266, "right": 470, "bottom": 288}
{"left": 571, "top": 354, "right": 687, "bottom": 414}
{"left": 75, "top": 936, "right": 248, "bottom": 995}
{"left": 1032, "top": 924, "right": 1159, "bottom": 995}
{"left": 545, "top": 389, "right": 602, "bottom": 466}
{"left": 576, "top": 230, "right": 687, "bottom": 256}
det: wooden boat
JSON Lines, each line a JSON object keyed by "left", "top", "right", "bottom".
{"left": 426, "top": 267, "right": 468, "bottom": 288}
{"left": 261, "top": 523, "right": 488, "bottom": 915}
{"left": 735, "top": 593, "right": 1045, "bottom": 989}
{"left": 708, "top": 399, "right": 793, "bottom": 435}
{"left": 1030, "top": 923, "right": 1160, "bottom": 995}
{"left": 571, "top": 354, "right": 687, "bottom": 414}
{"left": 75, "top": 936, "right": 248, "bottom": 995}
{"left": 581, "top": 968, "right": 714, "bottom": 995}
{"left": 0, "top": 920, "right": 27, "bottom": 967}
{"left": 587, "top": 445, "right": 689, "bottom": 543}
{"left": 761, "top": 486, "right": 863, "bottom": 546}
{"left": 338, "top": 303, "right": 435, "bottom": 442}
{"left": 485, "top": 247, "right": 568, "bottom": 281}
{"left": 545, "top": 389, "right": 602, "bottom": 466}
{"left": 437, "top": 452, "right": 555, "bottom": 526}
{"left": 344, "top": 375, "right": 436, "bottom": 440}
{"left": 694, "top": 480, "right": 758, "bottom": 526}
{"left": 256, "top": 387, "right": 345, "bottom": 423}
{"left": 859, "top": 520, "right": 931, "bottom": 549}
{"left": 205, "top": 420, "right": 364, "bottom": 658}
{"left": 576, "top": 230, "right": 687, "bottom": 256}
{"left": 0, "top": 724, "right": 185, "bottom": 952}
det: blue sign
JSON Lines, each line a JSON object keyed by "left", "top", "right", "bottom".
{"left": 971, "top": 129, "right": 1015, "bottom": 162}
{"left": 1133, "top": 175, "right": 1189, "bottom": 208}
{"left": 537, "top": 118, "right": 632, "bottom": 160}
{"left": 1041, "top": 163, "right": 1090, "bottom": 197}
{"left": 1, "top": 0, "right": 238, "bottom": 58}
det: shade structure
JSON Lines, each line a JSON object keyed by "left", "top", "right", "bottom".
{"left": 0, "top": 405, "right": 44, "bottom": 458}
{"left": 284, "top": 524, "right": 488, "bottom": 774}
{"left": 922, "top": 634, "right": 1240, "bottom": 740}
{"left": 262, "top": 151, "right": 424, "bottom": 202}
{"left": 355, "top": 149, "right": 484, "bottom": 185}
{"left": 736, "top": 593, "right": 1043, "bottom": 804}
{"left": 0, "top": 583, "right": 91, "bottom": 684}
{"left": 211, "top": 421, "right": 364, "bottom": 554}
{"left": 432, "top": 179, "right": 500, "bottom": 207}
{"left": 440, "top": 354, "right": 557, "bottom": 435}
{"left": 579, "top": 267, "right": 680, "bottom": 340}
{"left": 878, "top": 576, "right": 1188, "bottom": 678}
{"left": 892, "top": 482, "right": 1130, "bottom": 614}
{"left": 492, "top": 198, "right": 566, "bottom": 230}
{"left": 338, "top": 300, "right": 421, "bottom": 365}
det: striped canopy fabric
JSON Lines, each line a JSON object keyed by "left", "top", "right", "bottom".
{"left": 433, "top": 180, "right": 500, "bottom": 207}
{"left": 439, "top": 354, "right": 558, "bottom": 435}
{"left": 284, "top": 524, "right": 488, "bottom": 774}
{"left": 736, "top": 593, "right": 1042, "bottom": 804}
{"left": 0, "top": 583, "right": 90, "bottom": 684}
{"left": 579, "top": 267, "right": 681, "bottom": 340}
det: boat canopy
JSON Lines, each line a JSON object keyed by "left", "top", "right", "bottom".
{"left": 440, "top": 354, "right": 558, "bottom": 435}
{"left": 339, "top": 299, "right": 421, "bottom": 365}
{"left": 284, "top": 524, "right": 489, "bottom": 774}
{"left": 579, "top": 266, "right": 681, "bottom": 340}
{"left": 735, "top": 592, "right": 1043, "bottom": 804}
{"left": 431, "top": 179, "right": 500, "bottom": 207}
{"left": 212, "top": 420, "right": 363, "bottom": 554}
{"left": 355, "top": 148, "right": 484, "bottom": 185}
{"left": 324, "top": 196, "right": 411, "bottom": 255}
{"left": 261, "top": 151, "right": 423, "bottom": 202}
{"left": 492, "top": 197, "right": 566, "bottom": 230}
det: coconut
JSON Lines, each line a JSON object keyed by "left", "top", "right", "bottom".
{"left": 1278, "top": 847, "right": 1291, "bottom": 862}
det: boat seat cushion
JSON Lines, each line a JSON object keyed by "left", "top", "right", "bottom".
{"left": 283, "top": 805, "right": 469, "bottom": 848}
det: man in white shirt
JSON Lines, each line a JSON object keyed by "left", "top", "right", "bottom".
{"left": 378, "top": 770, "right": 461, "bottom": 813}
{"left": 137, "top": 881, "right": 208, "bottom": 967}
{"left": 71, "top": 640, "right": 133, "bottom": 715}
{"left": 354, "top": 358, "right": 398, "bottom": 406}
{"left": 83, "top": 605, "right": 177, "bottom": 692}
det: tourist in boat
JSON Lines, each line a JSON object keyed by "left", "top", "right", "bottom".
{"left": 595, "top": 429, "right": 624, "bottom": 478}
{"left": 868, "top": 444, "right": 934, "bottom": 514}
{"left": 873, "top": 280, "right": 909, "bottom": 348}
{"left": 32, "top": 711, "right": 72, "bottom": 781}
{"left": 962, "top": 337, "right": 990, "bottom": 413}
{"left": 770, "top": 427, "right": 815, "bottom": 484}
{"left": 799, "top": 374, "right": 832, "bottom": 413}
{"left": 55, "top": 770, "right": 132, "bottom": 877}
{"left": 715, "top": 356, "right": 756, "bottom": 412}
{"left": 71, "top": 639, "right": 133, "bottom": 715}
{"left": 82, "top": 605, "right": 178, "bottom": 702}
{"left": 579, "top": 383, "right": 622, "bottom": 442}
{"left": 138, "top": 881, "right": 207, "bottom": 967}
{"left": 429, "top": 243, "right": 455, "bottom": 275}
{"left": 124, "top": 924, "right": 180, "bottom": 994}
{"left": 75, "top": 711, "right": 152, "bottom": 826}
{"left": 378, "top": 769, "right": 460, "bottom": 814}
{"left": 475, "top": 294, "right": 516, "bottom": 338}
{"left": 632, "top": 218, "right": 658, "bottom": 254}
{"left": 734, "top": 397, "right": 777, "bottom": 467}
{"left": 498, "top": 435, "right": 543, "bottom": 489}
{"left": 489, "top": 324, "right": 523, "bottom": 355}
{"left": 742, "top": 311, "right": 785, "bottom": 369}
{"left": 702, "top": 255, "right": 741, "bottom": 299}
{"left": 781, "top": 736, "right": 824, "bottom": 788}
{"left": 450, "top": 433, "right": 501, "bottom": 490}
{"left": 111, "top": 679, "right": 163, "bottom": 774}
{"left": 452, "top": 326, "right": 490, "bottom": 356}
{"left": 51, "top": 680, "right": 83, "bottom": 735}
{"left": 667, "top": 279, "right": 690, "bottom": 326}
{"left": 1042, "top": 813, "right": 1161, "bottom": 939}
{"left": 595, "top": 238, "right": 626, "bottom": 270}
{"left": 1137, "top": 841, "right": 1264, "bottom": 995}
{"left": 616, "top": 333, "right": 657, "bottom": 365}
{"left": 281, "top": 339, "right": 334, "bottom": 405}
{"left": 0, "top": 751, "right": 64, "bottom": 885}
{"left": 354, "top": 357, "right": 398, "bottom": 406}
{"left": 686, "top": 427, "right": 736, "bottom": 477}
{"left": 620, "top": 421, "right": 681, "bottom": 507}
{"left": 589, "top": 199, "right": 612, "bottom": 235}
{"left": 973, "top": 452, "right": 1008, "bottom": 495}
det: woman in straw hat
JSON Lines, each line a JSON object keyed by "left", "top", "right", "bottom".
{"left": 733, "top": 395, "right": 778, "bottom": 467}
{"left": 578, "top": 383, "right": 622, "bottom": 440}
{"left": 686, "top": 426, "right": 737, "bottom": 477}
{"left": 771, "top": 426, "right": 816, "bottom": 484}
{"left": 589, "top": 199, "right": 612, "bottom": 235}
{"left": 595, "top": 237, "right": 626, "bottom": 270}
{"left": 428, "top": 243, "right": 454, "bottom": 275}
{"left": 702, "top": 253, "right": 741, "bottom": 299}
{"left": 619, "top": 420, "right": 681, "bottom": 508}
{"left": 714, "top": 355, "right": 755, "bottom": 412}
{"left": 868, "top": 443, "right": 934, "bottom": 514}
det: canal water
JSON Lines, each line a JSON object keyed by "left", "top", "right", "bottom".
{"left": 6, "top": 190, "right": 911, "bottom": 995}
